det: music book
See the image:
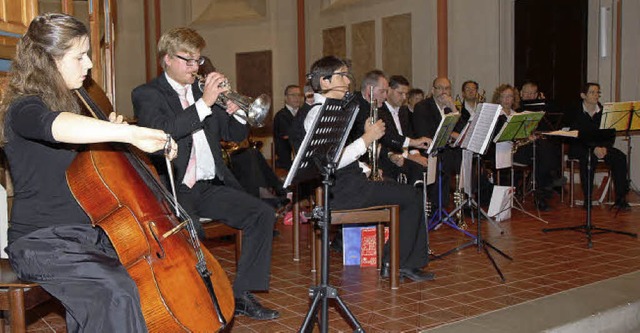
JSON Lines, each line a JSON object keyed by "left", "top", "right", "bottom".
{"left": 600, "top": 101, "right": 640, "bottom": 132}
{"left": 426, "top": 112, "right": 461, "bottom": 155}
{"left": 461, "top": 103, "right": 503, "bottom": 155}
{"left": 493, "top": 111, "right": 545, "bottom": 143}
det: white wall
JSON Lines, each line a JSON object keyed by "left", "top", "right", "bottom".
{"left": 305, "top": 0, "right": 437, "bottom": 92}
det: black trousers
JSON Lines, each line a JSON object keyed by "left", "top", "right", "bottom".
{"left": 578, "top": 146, "right": 628, "bottom": 201}
{"left": 230, "top": 148, "right": 285, "bottom": 197}
{"left": 513, "top": 139, "right": 560, "bottom": 189}
{"left": 177, "top": 182, "right": 275, "bottom": 296}
{"left": 330, "top": 172, "right": 428, "bottom": 270}
{"left": 7, "top": 225, "right": 147, "bottom": 333}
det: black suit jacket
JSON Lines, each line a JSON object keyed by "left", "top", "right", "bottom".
{"left": 132, "top": 74, "right": 248, "bottom": 190}
{"left": 568, "top": 103, "right": 611, "bottom": 159}
{"left": 412, "top": 97, "right": 444, "bottom": 140}
{"left": 273, "top": 107, "right": 295, "bottom": 168}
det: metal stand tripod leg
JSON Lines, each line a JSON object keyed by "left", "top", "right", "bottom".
{"left": 428, "top": 153, "right": 476, "bottom": 239}
{"left": 542, "top": 149, "right": 637, "bottom": 248}
{"left": 510, "top": 153, "right": 550, "bottom": 224}
{"left": 436, "top": 154, "right": 513, "bottom": 282}
{"left": 299, "top": 166, "right": 363, "bottom": 333}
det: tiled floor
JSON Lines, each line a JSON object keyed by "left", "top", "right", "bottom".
{"left": 11, "top": 190, "right": 640, "bottom": 332}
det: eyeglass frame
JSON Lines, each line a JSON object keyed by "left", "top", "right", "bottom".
{"left": 174, "top": 54, "right": 205, "bottom": 66}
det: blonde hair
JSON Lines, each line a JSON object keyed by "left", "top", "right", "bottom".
{"left": 157, "top": 27, "right": 206, "bottom": 70}
{"left": 491, "top": 84, "right": 520, "bottom": 111}
{"left": 0, "top": 13, "right": 88, "bottom": 145}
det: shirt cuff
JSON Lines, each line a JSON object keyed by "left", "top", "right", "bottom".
{"left": 233, "top": 110, "right": 247, "bottom": 124}
{"left": 195, "top": 99, "right": 213, "bottom": 121}
{"left": 403, "top": 137, "right": 410, "bottom": 148}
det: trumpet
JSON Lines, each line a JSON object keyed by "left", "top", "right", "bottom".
{"left": 368, "top": 86, "right": 383, "bottom": 181}
{"left": 453, "top": 174, "right": 467, "bottom": 230}
{"left": 193, "top": 73, "right": 270, "bottom": 127}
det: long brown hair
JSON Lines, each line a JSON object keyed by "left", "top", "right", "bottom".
{"left": 0, "top": 13, "right": 88, "bottom": 144}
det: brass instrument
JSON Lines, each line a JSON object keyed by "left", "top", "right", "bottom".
{"left": 454, "top": 94, "right": 463, "bottom": 111}
{"left": 478, "top": 89, "right": 486, "bottom": 103}
{"left": 193, "top": 73, "right": 270, "bottom": 127}
{"left": 453, "top": 174, "right": 467, "bottom": 230}
{"left": 368, "top": 86, "right": 383, "bottom": 181}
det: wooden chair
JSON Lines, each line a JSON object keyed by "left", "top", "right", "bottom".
{"left": 308, "top": 187, "right": 401, "bottom": 289}
{"left": 0, "top": 259, "right": 52, "bottom": 333}
{"left": 201, "top": 219, "right": 242, "bottom": 267}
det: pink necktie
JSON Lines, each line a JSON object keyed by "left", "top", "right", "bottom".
{"left": 180, "top": 87, "right": 197, "bottom": 188}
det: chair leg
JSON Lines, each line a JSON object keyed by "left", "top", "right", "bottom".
{"left": 390, "top": 206, "right": 400, "bottom": 290}
{"left": 235, "top": 230, "right": 242, "bottom": 270}
{"left": 570, "top": 161, "right": 576, "bottom": 207}
{"left": 8, "top": 288, "right": 25, "bottom": 333}
{"left": 376, "top": 223, "right": 384, "bottom": 270}
{"left": 314, "top": 228, "right": 321, "bottom": 284}
{"left": 292, "top": 190, "right": 300, "bottom": 262}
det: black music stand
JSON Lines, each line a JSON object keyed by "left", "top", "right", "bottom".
{"left": 283, "top": 95, "right": 363, "bottom": 333}
{"left": 426, "top": 113, "right": 476, "bottom": 238}
{"left": 493, "top": 111, "right": 548, "bottom": 222}
{"left": 437, "top": 103, "right": 513, "bottom": 282}
{"left": 542, "top": 129, "right": 637, "bottom": 248}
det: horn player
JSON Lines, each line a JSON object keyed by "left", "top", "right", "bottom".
{"left": 132, "top": 26, "right": 280, "bottom": 321}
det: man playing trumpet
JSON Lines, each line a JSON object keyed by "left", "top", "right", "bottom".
{"left": 132, "top": 27, "right": 279, "bottom": 321}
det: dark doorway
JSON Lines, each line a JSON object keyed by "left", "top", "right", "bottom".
{"left": 515, "top": 0, "right": 588, "bottom": 118}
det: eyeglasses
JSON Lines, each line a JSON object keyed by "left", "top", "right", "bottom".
{"left": 286, "top": 93, "right": 303, "bottom": 97}
{"left": 174, "top": 54, "right": 205, "bottom": 66}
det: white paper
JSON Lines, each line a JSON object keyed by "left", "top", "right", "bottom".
{"left": 487, "top": 185, "right": 513, "bottom": 222}
{"left": 495, "top": 141, "right": 513, "bottom": 169}
{"left": 427, "top": 155, "right": 437, "bottom": 185}
{"left": 460, "top": 150, "right": 474, "bottom": 195}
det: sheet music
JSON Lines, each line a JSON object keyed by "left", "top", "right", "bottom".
{"left": 462, "top": 103, "right": 503, "bottom": 155}
{"left": 452, "top": 112, "right": 476, "bottom": 148}
{"left": 600, "top": 101, "right": 634, "bottom": 131}
{"left": 283, "top": 97, "right": 359, "bottom": 188}
{"left": 493, "top": 111, "right": 545, "bottom": 143}
{"left": 427, "top": 112, "right": 461, "bottom": 155}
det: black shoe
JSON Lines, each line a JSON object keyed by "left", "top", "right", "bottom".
{"left": 399, "top": 268, "right": 435, "bottom": 282}
{"left": 380, "top": 262, "right": 390, "bottom": 279}
{"left": 535, "top": 198, "right": 550, "bottom": 212}
{"left": 234, "top": 291, "right": 280, "bottom": 320}
{"left": 612, "top": 199, "right": 631, "bottom": 212}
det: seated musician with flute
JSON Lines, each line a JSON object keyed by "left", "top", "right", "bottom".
{"left": 1, "top": 13, "right": 177, "bottom": 331}
{"left": 294, "top": 56, "right": 435, "bottom": 282}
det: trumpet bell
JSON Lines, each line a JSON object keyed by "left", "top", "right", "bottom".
{"left": 245, "top": 94, "right": 270, "bottom": 128}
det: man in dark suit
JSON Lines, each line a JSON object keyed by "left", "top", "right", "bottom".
{"left": 273, "top": 84, "right": 303, "bottom": 169}
{"left": 295, "top": 56, "right": 434, "bottom": 282}
{"left": 569, "top": 82, "right": 630, "bottom": 210}
{"left": 413, "top": 77, "right": 460, "bottom": 207}
{"left": 377, "top": 75, "right": 430, "bottom": 185}
{"left": 132, "top": 27, "right": 279, "bottom": 321}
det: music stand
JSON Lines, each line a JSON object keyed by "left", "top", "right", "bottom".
{"left": 426, "top": 113, "right": 477, "bottom": 238}
{"left": 493, "top": 111, "right": 549, "bottom": 223}
{"left": 437, "top": 103, "right": 513, "bottom": 282}
{"left": 283, "top": 95, "right": 364, "bottom": 333}
{"left": 600, "top": 101, "right": 640, "bottom": 202}
{"left": 542, "top": 129, "right": 637, "bottom": 248}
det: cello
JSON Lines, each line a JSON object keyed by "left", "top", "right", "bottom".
{"left": 65, "top": 81, "right": 234, "bottom": 332}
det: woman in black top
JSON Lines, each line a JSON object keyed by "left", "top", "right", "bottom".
{"left": 0, "top": 13, "right": 175, "bottom": 332}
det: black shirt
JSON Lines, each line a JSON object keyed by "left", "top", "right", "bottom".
{"left": 4, "top": 96, "right": 90, "bottom": 243}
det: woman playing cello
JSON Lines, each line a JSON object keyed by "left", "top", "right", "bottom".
{"left": 0, "top": 13, "right": 176, "bottom": 332}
